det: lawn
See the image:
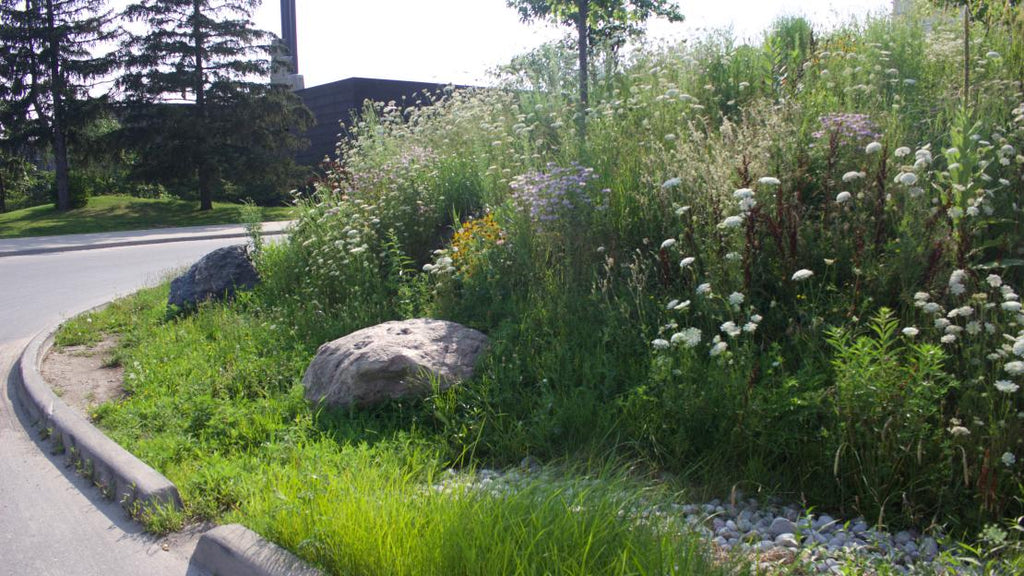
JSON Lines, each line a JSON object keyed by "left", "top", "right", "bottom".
{"left": 0, "top": 195, "right": 296, "bottom": 239}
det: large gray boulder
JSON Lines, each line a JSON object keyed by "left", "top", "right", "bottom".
{"left": 303, "top": 318, "right": 489, "bottom": 409}
{"left": 168, "top": 245, "right": 259, "bottom": 311}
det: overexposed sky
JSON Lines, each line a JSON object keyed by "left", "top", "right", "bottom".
{"left": 252, "top": 1, "right": 893, "bottom": 88}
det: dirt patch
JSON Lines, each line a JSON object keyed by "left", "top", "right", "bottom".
{"left": 41, "top": 335, "right": 124, "bottom": 418}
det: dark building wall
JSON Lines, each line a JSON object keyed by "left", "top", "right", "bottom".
{"left": 294, "top": 77, "right": 455, "bottom": 166}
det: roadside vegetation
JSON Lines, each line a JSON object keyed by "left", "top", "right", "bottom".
{"left": 0, "top": 195, "right": 295, "bottom": 238}
{"left": 57, "top": 2, "right": 1024, "bottom": 573}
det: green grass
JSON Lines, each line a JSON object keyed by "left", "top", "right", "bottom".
{"left": 0, "top": 195, "right": 296, "bottom": 239}
{"left": 54, "top": 283, "right": 745, "bottom": 576}
{"left": 42, "top": 4, "right": 1024, "bottom": 573}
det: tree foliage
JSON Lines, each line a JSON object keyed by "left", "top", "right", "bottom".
{"left": 119, "top": 0, "right": 311, "bottom": 209}
{"left": 0, "top": 0, "right": 115, "bottom": 211}
{"left": 507, "top": 0, "right": 683, "bottom": 142}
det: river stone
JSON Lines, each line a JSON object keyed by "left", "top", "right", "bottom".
{"left": 768, "top": 517, "right": 797, "bottom": 538}
{"left": 302, "top": 318, "right": 489, "bottom": 409}
{"left": 168, "top": 245, "right": 258, "bottom": 311}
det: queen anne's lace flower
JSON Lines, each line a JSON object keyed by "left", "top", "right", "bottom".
{"left": 996, "top": 380, "right": 1020, "bottom": 394}
{"left": 671, "top": 327, "right": 702, "bottom": 348}
{"left": 791, "top": 269, "right": 814, "bottom": 281}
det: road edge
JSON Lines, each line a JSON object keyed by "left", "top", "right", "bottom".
{"left": 15, "top": 320, "right": 183, "bottom": 513}
{"left": 14, "top": 304, "right": 324, "bottom": 576}
{"left": 0, "top": 223, "right": 290, "bottom": 258}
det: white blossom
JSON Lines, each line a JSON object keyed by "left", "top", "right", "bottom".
{"left": 721, "top": 321, "right": 742, "bottom": 338}
{"left": 902, "top": 327, "right": 919, "bottom": 337}
{"left": 651, "top": 338, "right": 670, "bottom": 350}
{"left": 709, "top": 340, "right": 728, "bottom": 356}
{"left": 865, "top": 141, "right": 883, "bottom": 154}
{"left": 720, "top": 216, "right": 744, "bottom": 229}
{"left": 836, "top": 191, "right": 852, "bottom": 204}
{"left": 680, "top": 257, "right": 696, "bottom": 268}
{"left": 897, "top": 172, "right": 918, "bottom": 186}
{"left": 671, "top": 327, "right": 702, "bottom": 348}
{"left": 996, "top": 380, "right": 1020, "bottom": 394}
{"left": 949, "top": 425, "right": 970, "bottom": 437}
{"left": 660, "top": 238, "right": 677, "bottom": 250}
{"left": 791, "top": 269, "right": 814, "bottom": 282}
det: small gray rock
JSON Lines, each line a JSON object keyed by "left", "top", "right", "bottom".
{"left": 813, "top": 514, "right": 835, "bottom": 531}
{"left": 769, "top": 517, "right": 797, "bottom": 538}
{"left": 919, "top": 537, "right": 939, "bottom": 559}
{"left": 775, "top": 533, "right": 799, "bottom": 548}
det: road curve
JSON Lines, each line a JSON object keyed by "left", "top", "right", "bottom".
{"left": 0, "top": 237, "right": 249, "bottom": 575}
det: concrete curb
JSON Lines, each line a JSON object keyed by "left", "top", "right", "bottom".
{"left": 16, "top": 302, "right": 325, "bottom": 576}
{"left": 0, "top": 222, "right": 291, "bottom": 258}
{"left": 192, "top": 524, "right": 323, "bottom": 576}
{"left": 15, "top": 322, "right": 183, "bottom": 514}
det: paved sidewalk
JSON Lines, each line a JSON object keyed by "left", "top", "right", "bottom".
{"left": 0, "top": 221, "right": 293, "bottom": 258}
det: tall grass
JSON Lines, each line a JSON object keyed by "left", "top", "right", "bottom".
{"left": 55, "top": 2, "right": 1024, "bottom": 570}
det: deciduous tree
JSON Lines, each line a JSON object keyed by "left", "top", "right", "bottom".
{"left": 507, "top": 0, "right": 683, "bottom": 143}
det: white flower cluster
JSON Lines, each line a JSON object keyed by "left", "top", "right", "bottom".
{"left": 948, "top": 269, "right": 967, "bottom": 296}
{"left": 423, "top": 251, "right": 455, "bottom": 275}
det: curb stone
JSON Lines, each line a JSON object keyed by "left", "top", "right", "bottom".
{"left": 15, "top": 321, "right": 183, "bottom": 513}
{"left": 16, "top": 305, "right": 324, "bottom": 576}
{"left": 192, "top": 524, "right": 323, "bottom": 576}
{"left": 0, "top": 220, "right": 292, "bottom": 258}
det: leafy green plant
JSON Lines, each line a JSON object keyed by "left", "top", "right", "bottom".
{"left": 827, "top": 309, "right": 955, "bottom": 526}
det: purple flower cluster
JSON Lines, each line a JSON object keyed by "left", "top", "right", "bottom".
{"left": 510, "top": 163, "right": 606, "bottom": 224}
{"left": 812, "top": 113, "right": 880, "bottom": 145}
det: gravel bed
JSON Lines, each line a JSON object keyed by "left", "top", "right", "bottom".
{"left": 433, "top": 467, "right": 974, "bottom": 574}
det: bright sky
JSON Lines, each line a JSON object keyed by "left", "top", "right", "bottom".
{"left": 252, "top": 1, "right": 894, "bottom": 88}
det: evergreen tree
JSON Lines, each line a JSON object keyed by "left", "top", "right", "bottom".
{"left": 0, "top": 0, "right": 115, "bottom": 211}
{"left": 119, "top": 0, "right": 308, "bottom": 210}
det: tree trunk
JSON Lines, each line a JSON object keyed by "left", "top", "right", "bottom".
{"left": 575, "top": 0, "right": 589, "bottom": 146}
{"left": 0, "top": 169, "right": 7, "bottom": 213}
{"left": 193, "top": 0, "right": 212, "bottom": 211}
{"left": 44, "top": 0, "right": 70, "bottom": 211}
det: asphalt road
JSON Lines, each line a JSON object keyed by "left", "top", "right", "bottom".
{"left": 0, "top": 237, "right": 249, "bottom": 575}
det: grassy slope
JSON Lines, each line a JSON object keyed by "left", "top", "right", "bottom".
{"left": 0, "top": 195, "right": 296, "bottom": 239}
